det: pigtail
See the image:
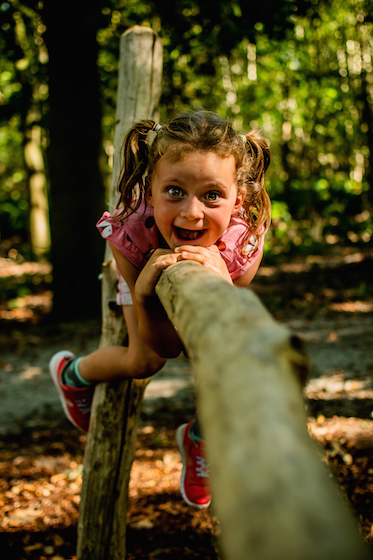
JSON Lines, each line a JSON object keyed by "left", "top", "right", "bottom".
{"left": 239, "top": 130, "right": 271, "bottom": 246}
{"left": 244, "top": 130, "right": 270, "bottom": 183}
{"left": 115, "top": 120, "right": 157, "bottom": 217}
{"left": 112, "top": 112, "right": 271, "bottom": 259}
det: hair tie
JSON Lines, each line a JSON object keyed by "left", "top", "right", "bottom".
{"left": 147, "top": 123, "right": 161, "bottom": 147}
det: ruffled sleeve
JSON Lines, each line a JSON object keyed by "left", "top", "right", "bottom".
{"left": 96, "top": 204, "right": 159, "bottom": 269}
{"left": 217, "top": 217, "right": 264, "bottom": 281}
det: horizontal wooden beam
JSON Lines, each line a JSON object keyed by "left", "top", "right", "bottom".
{"left": 156, "top": 260, "right": 370, "bottom": 560}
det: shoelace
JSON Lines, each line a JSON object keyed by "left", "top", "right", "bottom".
{"left": 195, "top": 456, "right": 210, "bottom": 478}
{"left": 65, "top": 396, "right": 91, "bottom": 415}
{"left": 76, "top": 398, "right": 91, "bottom": 415}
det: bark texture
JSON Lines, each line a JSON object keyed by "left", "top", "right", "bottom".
{"left": 156, "top": 260, "right": 370, "bottom": 560}
{"left": 77, "top": 27, "right": 162, "bottom": 560}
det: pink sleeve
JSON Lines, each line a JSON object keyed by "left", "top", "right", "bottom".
{"left": 217, "top": 218, "right": 265, "bottom": 281}
{"left": 96, "top": 211, "right": 147, "bottom": 269}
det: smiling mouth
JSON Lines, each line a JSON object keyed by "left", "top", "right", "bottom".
{"left": 174, "top": 227, "right": 206, "bottom": 241}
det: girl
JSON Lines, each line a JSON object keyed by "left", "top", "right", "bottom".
{"left": 49, "top": 111, "right": 271, "bottom": 509}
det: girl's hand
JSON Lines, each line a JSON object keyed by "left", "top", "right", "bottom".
{"left": 134, "top": 248, "right": 179, "bottom": 300}
{"left": 174, "top": 244, "right": 232, "bottom": 284}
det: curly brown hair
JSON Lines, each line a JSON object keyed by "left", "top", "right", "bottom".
{"left": 116, "top": 111, "right": 271, "bottom": 251}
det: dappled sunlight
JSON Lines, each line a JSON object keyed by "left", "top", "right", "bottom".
{"left": 298, "top": 321, "right": 373, "bottom": 343}
{"left": 0, "top": 426, "right": 219, "bottom": 559}
{"left": 19, "top": 367, "right": 43, "bottom": 381}
{"left": 330, "top": 301, "right": 373, "bottom": 313}
{"left": 0, "top": 292, "right": 52, "bottom": 322}
{"left": 0, "top": 258, "right": 51, "bottom": 279}
{"left": 305, "top": 371, "right": 373, "bottom": 401}
{"left": 0, "top": 433, "right": 84, "bottom": 532}
{"left": 129, "top": 446, "right": 182, "bottom": 500}
{"left": 0, "top": 256, "right": 53, "bottom": 323}
{"left": 258, "top": 250, "right": 369, "bottom": 277}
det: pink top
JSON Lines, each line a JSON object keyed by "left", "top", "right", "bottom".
{"left": 97, "top": 202, "right": 264, "bottom": 281}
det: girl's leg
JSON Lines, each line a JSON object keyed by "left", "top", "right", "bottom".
{"left": 77, "top": 305, "right": 166, "bottom": 383}
{"left": 49, "top": 304, "right": 166, "bottom": 432}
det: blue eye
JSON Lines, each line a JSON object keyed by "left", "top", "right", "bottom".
{"left": 167, "top": 186, "right": 183, "bottom": 197}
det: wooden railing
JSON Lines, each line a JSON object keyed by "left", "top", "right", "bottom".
{"left": 156, "top": 260, "right": 370, "bottom": 560}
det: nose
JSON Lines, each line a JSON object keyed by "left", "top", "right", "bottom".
{"left": 179, "top": 196, "right": 204, "bottom": 221}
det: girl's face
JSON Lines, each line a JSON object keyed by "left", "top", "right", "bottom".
{"left": 146, "top": 151, "right": 245, "bottom": 250}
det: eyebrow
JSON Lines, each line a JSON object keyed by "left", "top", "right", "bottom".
{"left": 161, "top": 176, "right": 232, "bottom": 192}
{"left": 207, "top": 182, "right": 228, "bottom": 189}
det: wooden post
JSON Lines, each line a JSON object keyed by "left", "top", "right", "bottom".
{"left": 77, "top": 27, "right": 162, "bottom": 560}
{"left": 156, "top": 261, "right": 370, "bottom": 560}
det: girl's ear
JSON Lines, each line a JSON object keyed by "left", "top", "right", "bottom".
{"left": 145, "top": 177, "right": 153, "bottom": 206}
{"left": 233, "top": 187, "right": 246, "bottom": 214}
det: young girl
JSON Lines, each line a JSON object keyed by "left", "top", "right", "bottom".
{"left": 49, "top": 111, "right": 271, "bottom": 509}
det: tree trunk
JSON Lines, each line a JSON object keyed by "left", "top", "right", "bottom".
{"left": 24, "top": 125, "right": 51, "bottom": 257}
{"left": 77, "top": 27, "right": 162, "bottom": 560}
{"left": 156, "top": 260, "right": 370, "bottom": 560}
{"left": 42, "top": 1, "right": 106, "bottom": 321}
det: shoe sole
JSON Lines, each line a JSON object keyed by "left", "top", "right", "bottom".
{"left": 176, "top": 423, "right": 211, "bottom": 509}
{"left": 49, "top": 350, "right": 81, "bottom": 430}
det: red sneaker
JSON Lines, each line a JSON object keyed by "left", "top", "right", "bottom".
{"left": 49, "top": 350, "right": 93, "bottom": 432}
{"left": 176, "top": 421, "right": 211, "bottom": 509}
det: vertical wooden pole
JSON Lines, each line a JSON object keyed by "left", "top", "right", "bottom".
{"left": 77, "top": 27, "right": 162, "bottom": 560}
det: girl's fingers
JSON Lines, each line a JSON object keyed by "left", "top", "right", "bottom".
{"left": 173, "top": 245, "right": 232, "bottom": 283}
{"left": 135, "top": 251, "right": 180, "bottom": 299}
{"left": 156, "top": 254, "right": 180, "bottom": 269}
{"left": 174, "top": 244, "right": 219, "bottom": 256}
{"left": 177, "top": 249, "right": 222, "bottom": 270}
{"left": 175, "top": 245, "right": 219, "bottom": 263}
{"left": 147, "top": 248, "right": 180, "bottom": 270}
{"left": 176, "top": 250, "right": 208, "bottom": 264}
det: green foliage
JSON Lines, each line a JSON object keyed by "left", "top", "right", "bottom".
{"left": 0, "top": 0, "right": 48, "bottom": 252}
{"left": 0, "top": 118, "right": 29, "bottom": 242}
{"left": 0, "top": 0, "right": 372, "bottom": 260}
{"left": 217, "top": 0, "right": 373, "bottom": 256}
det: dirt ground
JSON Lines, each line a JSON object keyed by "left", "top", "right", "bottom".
{"left": 0, "top": 246, "right": 373, "bottom": 559}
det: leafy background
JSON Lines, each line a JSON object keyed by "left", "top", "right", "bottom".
{"left": 1, "top": 3, "right": 373, "bottom": 558}
{"left": 0, "top": 0, "right": 372, "bottom": 315}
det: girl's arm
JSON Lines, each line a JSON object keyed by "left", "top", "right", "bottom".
{"left": 110, "top": 244, "right": 183, "bottom": 358}
{"left": 233, "top": 249, "right": 263, "bottom": 288}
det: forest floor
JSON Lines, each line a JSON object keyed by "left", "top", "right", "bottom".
{"left": 0, "top": 245, "right": 373, "bottom": 559}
